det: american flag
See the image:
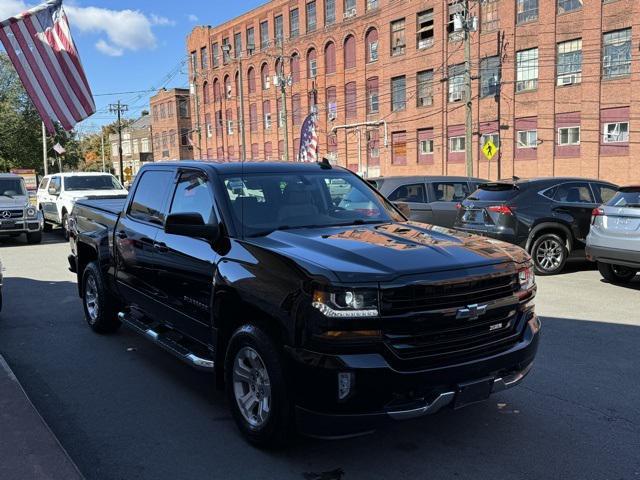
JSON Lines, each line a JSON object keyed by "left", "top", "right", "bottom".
{"left": 298, "top": 112, "right": 318, "bottom": 162}
{"left": 0, "top": 0, "right": 95, "bottom": 134}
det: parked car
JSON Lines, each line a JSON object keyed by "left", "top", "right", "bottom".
{"left": 0, "top": 257, "right": 3, "bottom": 312}
{"left": 369, "top": 176, "right": 488, "bottom": 228}
{"left": 69, "top": 161, "right": 539, "bottom": 446}
{"left": 0, "top": 173, "right": 43, "bottom": 244}
{"left": 36, "top": 172, "right": 128, "bottom": 239}
{"left": 586, "top": 186, "right": 640, "bottom": 284}
{"left": 455, "top": 177, "right": 618, "bottom": 275}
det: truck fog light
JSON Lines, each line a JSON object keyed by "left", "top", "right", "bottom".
{"left": 338, "top": 372, "right": 354, "bottom": 400}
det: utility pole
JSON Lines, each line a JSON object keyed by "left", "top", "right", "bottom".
{"left": 109, "top": 101, "right": 128, "bottom": 184}
{"left": 41, "top": 121, "right": 48, "bottom": 176}
{"left": 101, "top": 131, "right": 106, "bottom": 172}
{"left": 279, "top": 44, "right": 290, "bottom": 162}
{"left": 495, "top": 31, "right": 505, "bottom": 180}
{"left": 236, "top": 53, "right": 247, "bottom": 162}
{"left": 462, "top": 0, "right": 476, "bottom": 177}
{"left": 191, "top": 67, "right": 202, "bottom": 159}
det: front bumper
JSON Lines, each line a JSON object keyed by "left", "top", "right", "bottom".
{"left": 586, "top": 244, "right": 640, "bottom": 269}
{"left": 289, "top": 314, "right": 540, "bottom": 438}
{"left": 0, "top": 216, "right": 43, "bottom": 235}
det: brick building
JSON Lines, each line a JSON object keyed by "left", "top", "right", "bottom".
{"left": 186, "top": 0, "right": 640, "bottom": 185}
{"left": 109, "top": 113, "right": 153, "bottom": 181}
{"left": 150, "top": 88, "right": 194, "bottom": 161}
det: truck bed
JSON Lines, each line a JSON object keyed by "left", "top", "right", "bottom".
{"left": 74, "top": 196, "right": 127, "bottom": 216}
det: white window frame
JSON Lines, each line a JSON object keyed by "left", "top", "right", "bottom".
{"left": 368, "top": 40, "right": 379, "bottom": 62}
{"left": 517, "top": 130, "right": 537, "bottom": 148}
{"left": 602, "top": 121, "right": 629, "bottom": 143}
{"left": 369, "top": 92, "right": 379, "bottom": 113}
{"left": 557, "top": 126, "right": 580, "bottom": 146}
{"left": 516, "top": 48, "right": 538, "bottom": 92}
{"left": 264, "top": 113, "right": 272, "bottom": 130}
{"left": 227, "top": 120, "right": 234, "bottom": 135}
{"left": 420, "top": 139, "right": 434, "bottom": 154}
{"left": 480, "top": 133, "right": 500, "bottom": 149}
{"left": 557, "top": 39, "right": 582, "bottom": 85}
{"left": 449, "top": 136, "right": 465, "bottom": 152}
{"left": 309, "top": 58, "right": 318, "bottom": 78}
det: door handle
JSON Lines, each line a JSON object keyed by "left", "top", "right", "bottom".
{"left": 153, "top": 241, "right": 169, "bottom": 253}
{"left": 115, "top": 230, "right": 127, "bottom": 239}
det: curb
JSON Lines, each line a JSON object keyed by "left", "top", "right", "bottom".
{"left": 0, "top": 354, "right": 85, "bottom": 480}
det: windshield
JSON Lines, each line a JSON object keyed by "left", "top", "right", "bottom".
{"left": 606, "top": 189, "right": 640, "bottom": 208}
{"left": 64, "top": 175, "right": 124, "bottom": 191}
{"left": 221, "top": 171, "right": 404, "bottom": 237}
{"left": 467, "top": 184, "right": 519, "bottom": 202}
{"left": 0, "top": 178, "right": 27, "bottom": 197}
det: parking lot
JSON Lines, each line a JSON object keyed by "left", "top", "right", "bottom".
{"left": 1, "top": 232, "right": 639, "bottom": 480}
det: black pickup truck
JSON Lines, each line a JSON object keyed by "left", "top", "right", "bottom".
{"left": 69, "top": 161, "right": 540, "bottom": 446}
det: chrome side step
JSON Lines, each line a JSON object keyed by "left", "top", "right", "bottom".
{"left": 118, "top": 312, "right": 214, "bottom": 372}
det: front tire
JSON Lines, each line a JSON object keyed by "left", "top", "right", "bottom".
{"left": 531, "top": 233, "right": 568, "bottom": 275}
{"left": 597, "top": 262, "right": 637, "bottom": 284}
{"left": 61, "top": 211, "right": 69, "bottom": 240}
{"left": 26, "top": 231, "right": 42, "bottom": 244}
{"left": 82, "top": 262, "right": 121, "bottom": 333}
{"left": 225, "top": 324, "right": 292, "bottom": 448}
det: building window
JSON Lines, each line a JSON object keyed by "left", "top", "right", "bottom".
{"left": 261, "top": 64, "right": 270, "bottom": 90}
{"left": 517, "top": 0, "right": 538, "bottom": 23}
{"left": 367, "top": 129, "right": 380, "bottom": 163}
{"left": 180, "top": 129, "right": 190, "bottom": 147}
{"left": 179, "top": 98, "right": 189, "bottom": 118}
{"left": 344, "top": 35, "right": 356, "bottom": 69}
{"left": 417, "top": 70, "right": 434, "bottom": 107}
{"left": 448, "top": 64, "right": 465, "bottom": 102}
{"left": 307, "top": 49, "right": 318, "bottom": 78}
{"left": 249, "top": 104, "right": 258, "bottom": 133}
{"left": 345, "top": 82, "right": 357, "bottom": 121}
{"left": 290, "top": 53, "right": 300, "bottom": 83}
{"left": 247, "top": 68, "right": 256, "bottom": 93}
{"left": 344, "top": 0, "right": 356, "bottom": 18}
{"left": 391, "top": 132, "right": 407, "bottom": 164}
{"left": 215, "top": 111, "right": 223, "bottom": 133}
{"left": 222, "top": 38, "right": 230, "bottom": 64}
{"left": 366, "top": 0, "right": 379, "bottom": 10}
{"left": 366, "top": 28, "right": 378, "bottom": 63}
{"left": 190, "top": 51, "right": 197, "bottom": 74}
{"left": 263, "top": 100, "right": 271, "bottom": 129}
{"left": 260, "top": 20, "right": 269, "bottom": 50}
{"left": 516, "top": 48, "right": 538, "bottom": 92}
{"left": 306, "top": 1, "right": 317, "bottom": 33}
{"left": 417, "top": 10, "right": 434, "bottom": 49}
{"left": 224, "top": 75, "right": 232, "bottom": 98}
{"left": 205, "top": 114, "right": 212, "bottom": 138}
{"left": 203, "top": 82, "right": 210, "bottom": 104}
{"left": 290, "top": 9, "right": 299, "bottom": 38}
{"left": 226, "top": 109, "right": 234, "bottom": 135}
{"left": 292, "top": 94, "right": 302, "bottom": 125}
{"left": 480, "top": 56, "right": 499, "bottom": 97}
{"left": 391, "top": 76, "right": 406, "bottom": 112}
{"left": 200, "top": 46, "right": 208, "bottom": 70}
{"left": 211, "top": 43, "right": 219, "bottom": 67}
{"left": 420, "top": 138, "right": 434, "bottom": 155}
{"left": 325, "top": 0, "right": 335, "bottom": 25}
{"left": 141, "top": 138, "right": 150, "bottom": 153}
{"left": 481, "top": 0, "right": 499, "bottom": 32}
{"left": 366, "top": 77, "right": 379, "bottom": 114}
{"left": 234, "top": 32, "right": 242, "bottom": 58}
{"left": 603, "top": 122, "right": 629, "bottom": 143}
{"left": 449, "top": 136, "right": 466, "bottom": 152}
{"left": 274, "top": 15, "right": 283, "bottom": 45}
{"left": 448, "top": 1, "right": 464, "bottom": 41}
{"left": 603, "top": 29, "right": 632, "bottom": 79}
{"left": 517, "top": 130, "right": 537, "bottom": 148}
{"left": 557, "top": 39, "right": 582, "bottom": 85}
{"left": 480, "top": 133, "right": 500, "bottom": 149}
{"left": 246, "top": 28, "right": 255, "bottom": 54}
{"left": 557, "top": 126, "right": 580, "bottom": 145}
{"left": 557, "top": 0, "right": 582, "bottom": 14}
{"left": 391, "top": 19, "right": 406, "bottom": 56}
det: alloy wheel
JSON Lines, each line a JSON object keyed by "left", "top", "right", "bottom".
{"left": 536, "top": 239, "right": 563, "bottom": 271}
{"left": 232, "top": 346, "right": 271, "bottom": 429}
{"left": 85, "top": 276, "right": 99, "bottom": 323}
{"left": 612, "top": 265, "right": 633, "bottom": 277}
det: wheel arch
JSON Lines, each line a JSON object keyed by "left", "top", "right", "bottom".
{"left": 76, "top": 239, "right": 99, "bottom": 296}
{"left": 526, "top": 222, "right": 573, "bottom": 253}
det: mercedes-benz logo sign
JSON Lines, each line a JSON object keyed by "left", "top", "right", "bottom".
{"left": 1, "top": 211, "right": 11, "bottom": 218}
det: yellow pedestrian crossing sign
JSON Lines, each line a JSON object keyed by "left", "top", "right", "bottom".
{"left": 482, "top": 139, "right": 498, "bottom": 160}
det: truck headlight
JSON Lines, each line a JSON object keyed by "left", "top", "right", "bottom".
{"left": 26, "top": 207, "right": 37, "bottom": 218}
{"left": 312, "top": 289, "right": 379, "bottom": 318}
{"left": 518, "top": 265, "right": 535, "bottom": 291}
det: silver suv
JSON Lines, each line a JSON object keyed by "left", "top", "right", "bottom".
{"left": 586, "top": 186, "right": 640, "bottom": 284}
{"left": 0, "top": 174, "right": 43, "bottom": 244}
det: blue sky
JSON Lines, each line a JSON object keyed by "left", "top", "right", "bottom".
{"left": 0, "top": 0, "right": 265, "bottom": 133}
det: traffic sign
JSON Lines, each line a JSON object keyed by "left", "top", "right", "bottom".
{"left": 482, "top": 139, "right": 498, "bottom": 161}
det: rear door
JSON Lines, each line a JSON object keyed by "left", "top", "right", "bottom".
{"left": 429, "top": 181, "right": 472, "bottom": 227}
{"left": 552, "top": 182, "right": 597, "bottom": 245}
{"left": 386, "top": 182, "right": 431, "bottom": 223}
{"left": 153, "top": 169, "right": 219, "bottom": 344}
{"left": 115, "top": 169, "right": 174, "bottom": 318}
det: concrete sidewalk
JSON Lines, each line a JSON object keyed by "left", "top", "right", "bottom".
{"left": 0, "top": 354, "right": 83, "bottom": 480}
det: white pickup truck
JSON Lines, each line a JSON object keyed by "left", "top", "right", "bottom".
{"left": 37, "top": 172, "right": 128, "bottom": 239}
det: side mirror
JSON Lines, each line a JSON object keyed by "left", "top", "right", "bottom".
{"left": 164, "top": 212, "right": 220, "bottom": 242}
{"left": 394, "top": 201, "right": 411, "bottom": 218}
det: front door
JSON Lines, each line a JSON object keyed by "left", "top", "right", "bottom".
{"left": 153, "top": 169, "right": 219, "bottom": 345}
{"left": 552, "top": 181, "right": 598, "bottom": 247}
{"left": 42, "top": 176, "right": 61, "bottom": 222}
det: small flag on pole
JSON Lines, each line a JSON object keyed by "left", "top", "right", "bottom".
{"left": 0, "top": 0, "right": 95, "bottom": 134}
{"left": 298, "top": 112, "right": 319, "bottom": 162}
{"left": 52, "top": 142, "right": 65, "bottom": 155}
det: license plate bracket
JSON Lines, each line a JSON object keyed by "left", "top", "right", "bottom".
{"left": 1, "top": 221, "right": 16, "bottom": 229}
{"left": 453, "top": 377, "right": 494, "bottom": 409}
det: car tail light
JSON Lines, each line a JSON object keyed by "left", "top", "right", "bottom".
{"left": 591, "top": 207, "right": 604, "bottom": 225}
{"left": 487, "top": 205, "right": 514, "bottom": 215}
{"left": 455, "top": 203, "right": 462, "bottom": 210}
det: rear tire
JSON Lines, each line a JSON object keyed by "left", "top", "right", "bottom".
{"left": 531, "top": 233, "right": 568, "bottom": 275}
{"left": 597, "top": 262, "right": 637, "bottom": 284}
{"left": 225, "top": 324, "right": 292, "bottom": 448}
{"left": 26, "top": 231, "right": 42, "bottom": 244}
{"left": 82, "top": 261, "right": 121, "bottom": 333}
{"left": 62, "top": 212, "right": 69, "bottom": 240}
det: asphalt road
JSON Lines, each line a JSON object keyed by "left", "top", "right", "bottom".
{"left": 1, "top": 232, "right": 639, "bottom": 480}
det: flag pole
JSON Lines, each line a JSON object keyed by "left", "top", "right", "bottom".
{"left": 42, "top": 121, "right": 48, "bottom": 176}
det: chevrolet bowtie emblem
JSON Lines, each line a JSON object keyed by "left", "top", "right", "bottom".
{"left": 456, "top": 303, "right": 488, "bottom": 320}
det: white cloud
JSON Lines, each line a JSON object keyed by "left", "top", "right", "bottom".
{"left": 187, "top": 14, "right": 199, "bottom": 23}
{"left": 150, "top": 14, "right": 175, "bottom": 27}
{"left": 0, "top": 0, "right": 28, "bottom": 21}
{"left": 95, "top": 39, "right": 123, "bottom": 57}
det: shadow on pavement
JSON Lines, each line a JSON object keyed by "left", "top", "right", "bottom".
{"left": 0, "top": 230, "right": 67, "bottom": 247}
{"left": 1, "top": 276, "right": 639, "bottom": 480}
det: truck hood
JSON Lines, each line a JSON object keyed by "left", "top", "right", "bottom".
{"left": 248, "top": 221, "right": 530, "bottom": 283}
{"left": 61, "top": 189, "right": 128, "bottom": 201}
{"left": 0, "top": 195, "right": 28, "bottom": 208}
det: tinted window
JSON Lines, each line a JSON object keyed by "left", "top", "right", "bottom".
{"left": 554, "top": 182, "right": 594, "bottom": 203}
{"left": 606, "top": 189, "right": 640, "bottom": 208}
{"left": 129, "top": 171, "right": 173, "bottom": 224}
{"left": 388, "top": 183, "right": 427, "bottom": 203}
{"left": 467, "top": 184, "right": 519, "bottom": 201}
{"left": 64, "top": 175, "right": 123, "bottom": 191}
{"left": 0, "top": 178, "right": 27, "bottom": 196}
{"left": 170, "top": 172, "right": 216, "bottom": 224}
{"left": 592, "top": 183, "right": 617, "bottom": 204}
{"left": 432, "top": 181, "right": 470, "bottom": 202}
{"left": 540, "top": 185, "right": 557, "bottom": 200}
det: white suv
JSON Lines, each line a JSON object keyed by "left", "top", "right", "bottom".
{"left": 37, "top": 172, "right": 128, "bottom": 239}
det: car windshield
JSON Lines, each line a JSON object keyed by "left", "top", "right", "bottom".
{"left": 606, "top": 189, "right": 640, "bottom": 208}
{"left": 221, "top": 171, "right": 404, "bottom": 237}
{"left": 467, "top": 183, "right": 520, "bottom": 201}
{"left": 64, "top": 175, "right": 123, "bottom": 191}
{"left": 0, "top": 178, "right": 27, "bottom": 197}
